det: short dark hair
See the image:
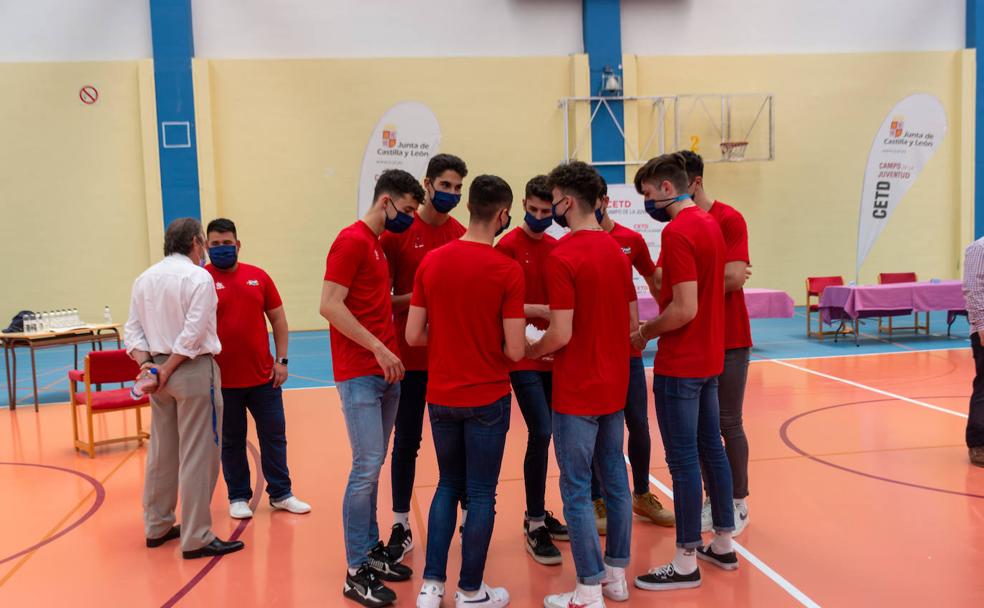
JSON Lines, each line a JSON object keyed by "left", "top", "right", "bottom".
{"left": 524, "top": 175, "right": 552, "bottom": 202}
{"left": 634, "top": 153, "right": 689, "bottom": 195}
{"left": 163, "top": 218, "right": 204, "bottom": 257}
{"left": 426, "top": 153, "right": 468, "bottom": 180}
{"left": 678, "top": 149, "right": 704, "bottom": 180}
{"left": 374, "top": 169, "right": 426, "bottom": 204}
{"left": 206, "top": 217, "right": 237, "bottom": 238}
{"left": 468, "top": 174, "right": 513, "bottom": 222}
{"left": 546, "top": 161, "right": 602, "bottom": 212}
{"left": 598, "top": 175, "right": 608, "bottom": 197}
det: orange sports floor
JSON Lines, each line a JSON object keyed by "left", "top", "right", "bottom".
{"left": 2, "top": 348, "right": 983, "bottom": 607}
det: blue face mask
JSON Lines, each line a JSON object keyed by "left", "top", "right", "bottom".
{"left": 644, "top": 194, "right": 691, "bottom": 223}
{"left": 552, "top": 199, "right": 570, "bottom": 228}
{"left": 431, "top": 190, "right": 461, "bottom": 214}
{"left": 595, "top": 208, "right": 604, "bottom": 223}
{"left": 495, "top": 213, "right": 511, "bottom": 237}
{"left": 524, "top": 211, "right": 553, "bottom": 233}
{"left": 208, "top": 245, "right": 238, "bottom": 270}
{"left": 385, "top": 201, "right": 415, "bottom": 233}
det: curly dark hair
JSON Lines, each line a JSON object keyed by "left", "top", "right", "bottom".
{"left": 633, "top": 153, "right": 689, "bottom": 195}
{"left": 468, "top": 175, "right": 513, "bottom": 222}
{"left": 677, "top": 149, "right": 704, "bottom": 180}
{"left": 524, "top": 174, "right": 552, "bottom": 202}
{"left": 425, "top": 153, "right": 468, "bottom": 180}
{"left": 374, "top": 169, "right": 426, "bottom": 204}
{"left": 546, "top": 161, "right": 602, "bottom": 212}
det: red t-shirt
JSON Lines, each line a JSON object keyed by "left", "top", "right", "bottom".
{"left": 495, "top": 227, "right": 557, "bottom": 372}
{"left": 654, "top": 206, "right": 726, "bottom": 378}
{"left": 708, "top": 201, "right": 753, "bottom": 350}
{"left": 608, "top": 222, "right": 656, "bottom": 358}
{"left": 206, "top": 263, "right": 283, "bottom": 388}
{"left": 324, "top": 221, "right": 400, "bottom": 383}
{"left": 410, "top": 240, "right": 525, "bottom": 406}
{"left": 381, "top": 213, "right": 465, "bottom": 371}
{"left": 546, "top": 230, "right": 634, "bottom": 416}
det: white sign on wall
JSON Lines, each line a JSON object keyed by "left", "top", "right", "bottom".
{"left": 357, "top": 101, "right": 441, "bottom": 216}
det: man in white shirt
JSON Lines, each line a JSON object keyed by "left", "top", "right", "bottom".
{"left": 125, "top": 217, "right": 244, "bottom": 559}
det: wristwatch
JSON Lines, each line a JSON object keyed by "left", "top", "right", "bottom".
{"left": 275, "top": 358, "right": 288, "bottom": 365}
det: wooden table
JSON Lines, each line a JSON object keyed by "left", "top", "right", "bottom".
{"left": 1, "top": 324, "right": 123, "bottom": 411}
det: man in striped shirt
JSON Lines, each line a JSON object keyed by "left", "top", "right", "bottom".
{"left": 961, "top": 237, "right": 984, "bottom": 467}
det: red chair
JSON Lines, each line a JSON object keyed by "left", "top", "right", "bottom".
{"left": 68, "top": 349, "right": 150, "bottom": 458}
{"left": 877, "top": 272, "right": 929, "bottom": 335}
{"left": 806, "top": 276, "right": 855, "bottom": 339}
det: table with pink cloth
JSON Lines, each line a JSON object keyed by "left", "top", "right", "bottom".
{"left": 819, "top": 280, "right": 965, "bottom": 325}
{"left": 638, "top": 288, "right": 794, "bottom": 322}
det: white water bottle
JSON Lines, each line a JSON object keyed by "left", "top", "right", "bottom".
{"left": 104, "top": 306, "right": 112, "bottom": 324}
{"left": 130, "top": 368, "right": 159, "bottom": 400}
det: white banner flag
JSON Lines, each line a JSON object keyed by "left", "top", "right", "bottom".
{"left": 358, "top": 101, "right": 441, "bottom": 216}
{"left": 856, "top": 94, "right": 947, "bottom": 278}
{"left": 606, "top": 183, "right": 666, "bottom": 297}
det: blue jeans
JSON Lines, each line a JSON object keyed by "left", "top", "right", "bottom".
{"left": 339, "top": 375, "right": 400, "bottom": 568}
{"left": 592, "top": 357, "right": 651, "bottom": 499}
{"left": 553, "top": 410, "right": 631, "bottom": 584}
{"left": 391, "top": 370, "right": 428, "bottom": 513}
{"left": 510, "top": 371, "right": 553, "bottom": 520}
{"left": 221, "top": 381, "right": 292, "bottom": 502}
{"left": 652, "top": 375, "right": 735, "bottom": 548}
{"left": 423, "top": 395, "right": 511, "bottom": 592}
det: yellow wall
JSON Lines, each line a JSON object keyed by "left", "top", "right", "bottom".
{"left": 629, "top": 50, "right": 972, "bottom": 303}
{"left": 196, "top": 56, "right": 583, "bottom": 330}
{"left": 0, "top": 60, "right": 161, "bottom": 326}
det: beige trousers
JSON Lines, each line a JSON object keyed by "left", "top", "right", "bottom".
{"left": 143, "top": 355, "right": 223, "bottom": 552}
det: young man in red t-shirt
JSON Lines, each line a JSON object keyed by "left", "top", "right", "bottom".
{"left": 406, "top": 175, "right": 525, "bottom": 608}
{"left": 632, "top": 153, "right": 736, "bottom": 591}
{"left": 205, "top": 219, "right": 311, "bottom": 522}
{"left": 591, "top": 177, "right": 675, "bottom": 531}
{"left": 321, "top": 169, "right": 424, "bottom": 607}
{"left": 495, "top": 174, "right": 568, "bottom": 565}
{"left": 380, "top": 154, "right": 467, "bottom": 562}
{"left": 678, "top": 150, "right": 753, "bottom": 536}
{"left": 529, "top": 162, "right": 637, "bottom": 608}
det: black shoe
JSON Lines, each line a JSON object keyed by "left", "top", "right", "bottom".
{"left": 544, "top": 511, "right": 569, "bottom": 541}
{"left": 525, "top": 524, "right": 562, "bottom": 565}
{"left": 634, "top": 563, "right": 702, "bottom": 591}
{"left": 182, "top": 538, "right": 245, "bottom": 559}
{"left": 385, "top": 523, "right": 413, "bottom": 563}
{"left": 697, "top": 544, "right": 739, "bottom": 571}
{"left": 146, "top": 525, "right": 180, "bottom": 548}
{"left": 367, "top": 541, "right": 413, "bottom": 582}
{"left": 343, "top": 563, "right": 396, "bottom": 607}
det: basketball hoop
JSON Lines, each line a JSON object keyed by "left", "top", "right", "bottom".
{"left": 720, "top": 140, "right": 748, "bottom": 161}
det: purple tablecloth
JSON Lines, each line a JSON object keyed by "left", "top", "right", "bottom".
{"left": 638, "top": 288, "right": 794, "bottom": 322}
{"left": 820, "top": 280, "right": 965, "bottom": 324}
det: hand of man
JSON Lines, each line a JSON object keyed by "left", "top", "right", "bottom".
{"left": 745, "top": 265, "right": 753, "bottom": 281}
{"left": 154, "top": 365, "right": 173, "bottom": 392}
{"left": 630, "top": 326, "right": 649, "bottom": 351}
{"left": 374, "top": 346, "right": 405, "bottom": 384}
{"left": 270, "top": 362, "right": 288, "bottom": 388}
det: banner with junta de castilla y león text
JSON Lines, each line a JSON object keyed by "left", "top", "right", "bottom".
{"left": 856, "top": 93, "right": 947, "bottom": 279}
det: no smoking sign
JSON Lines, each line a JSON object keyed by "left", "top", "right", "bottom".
{"left": 79, "top": 85, "right": 99, "bottom": 105}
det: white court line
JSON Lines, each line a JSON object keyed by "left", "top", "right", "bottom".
{"left": 767, "top": 358, "right": 968, "bottom": 419}
{"left": 630, "top": 456, "right": 821, "bottom": 608}
{"left": 748, "top": 345, "right": 966, "bottom": 363}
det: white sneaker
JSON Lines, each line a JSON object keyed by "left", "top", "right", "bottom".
{"left": 733, "top": 501, "right": 748, "bottom": 537}
{"left": 601, "top": 565, "right": 628, "bottom": 602}
{"left": 417, "top": 580, "right": 445, "bottom": 608}
{"left": 700, "top": 498, "right": 712, "bottom": 533}
{"left": 455, "top": 582, "right": 509, "bottom": 607}
{"left": 544, "top": 583, "right": 605, "bottom": 608}
{"left": 271, "top": 496, "right": 312, "bottom": 514}
{"left": 229, "top": 500, "right": 253, "bottom": 519}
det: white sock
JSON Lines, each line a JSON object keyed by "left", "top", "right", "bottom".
{"left": 528, "top": 518, "right": 546, "bottom": 532}
{"left": 574, "top": 583, "right": 602, "bottom": 602}
{"left": 711, "top": 530, "right": 734, "bottom": 554}
{"left": 672, "top": 547, "right": 698, "bottom": 574}
{"left": 734, "top": 498, "right": 747, "bottom": 510}
{"left": 393, "top": 512, "right": 410, "bottom": 528}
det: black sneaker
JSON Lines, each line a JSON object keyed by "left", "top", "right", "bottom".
{"left": 385, "top": 523, "right": 413, "bottom": 563}
{"left": 697, "top": 544, "right": 739, "bottom": 571}
{"left": 634, "top": 563, "right": 702, "bottom": 591}
{"left": 524, "top": 524, "right": 562, "bottom": 565}
{"left": 367, "top": 541, "right": 413, "bottom": 582}
{"left": 343, "top": 563, "right": 396, "bottom": 607}
{"left": 544, "top": 511, "right": 569, "bottom": 541}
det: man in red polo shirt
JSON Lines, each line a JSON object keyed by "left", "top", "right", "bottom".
{"left": 678, "top": 150, "right": 753, "bottom": 536}
{"left": 530, "top": 161, "right": 637, "bottom": 608}
{"left": 495, "top": 174, "right": 568, "bottom": 565}
{"left": 380, "top": 154, "right": 467, "bottom": 562}
{"left": 407, "top": 174, "right": 525, "bottom": 608}
{"left": 321, "top": 169, "right": 424, "bottom": 607}
{"left": 632, "top": 153, "right": 736, "bottom": 592}
{"left": 205, "top": 218, "right": 311, "bottom": 520}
